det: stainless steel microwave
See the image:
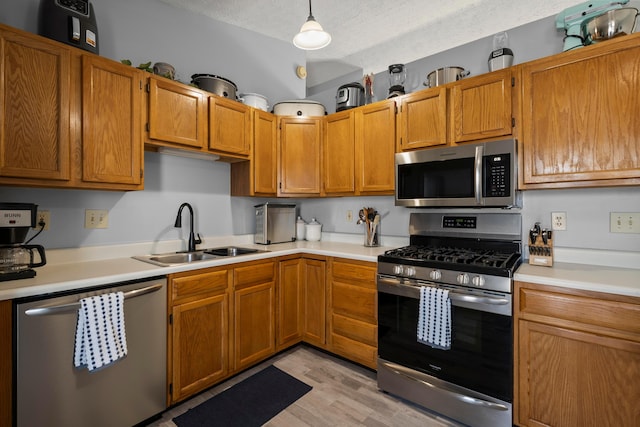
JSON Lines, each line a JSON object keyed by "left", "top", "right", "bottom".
{"left": 395, "top": 139, "right": 521, "bottom": 208}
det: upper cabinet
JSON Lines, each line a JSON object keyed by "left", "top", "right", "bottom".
{"left": 397, "top": 87, "right": 447, "bottom": 151}
{"left": 520, "top": 33, "right": 640, "bottom": 189}
{"left": 146, "top": 75, "right": 207, "bottom": 149}
{"left": 450, "top": 68, "right": 513, "bottom": 144}
{"left": 354, "top": 100, "right": 396, "bottom": 194}
{"left": 0, "top": 26, "right": 71, "bottom": 183}
{"left": 81, "top": 55, "right": 144, "bottom": 188}
{"left": 396, "top": 68, "right": 514, "bottom": 151}
{"left": 0, "top": 24, "right": 144, "bottom": 190}
{"left": 323, "top": 110, "right": 355, "bottom": 195}
{"left": 278, "top": 117, "right": 322, "bottom": 196}
{"left": 208, "top": 95, "right": 251, "bottom": 159}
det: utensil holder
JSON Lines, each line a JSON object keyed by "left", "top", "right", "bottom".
{"left": 364, "top": 224, "right": 379, "bottom": 247}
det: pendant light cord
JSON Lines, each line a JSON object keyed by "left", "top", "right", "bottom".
{"left": 307, "top": 0, "right": 314, "bottom": 20}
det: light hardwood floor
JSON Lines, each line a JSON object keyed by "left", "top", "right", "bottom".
{"left": 148, "top": 345, "right": 463, "bottom": 426}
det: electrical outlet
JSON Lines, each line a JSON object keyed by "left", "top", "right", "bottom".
{"left": 346, "top": 210, "right": 353, "bottom": 222}
{"left": 551, "top": 212, "right": 567, "bottom": 231}
{"left": 610, "top": 212, "right": 640, "bottom": 234}
{"left": 35, "top": 210, "right": 50, "bottom": 231}
{"left": 85, "top": 209, "right": 109, "bottom": 229}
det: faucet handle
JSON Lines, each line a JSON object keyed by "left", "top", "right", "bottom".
{"left": 194, "top": 233, "right": 202, "bottom": 246}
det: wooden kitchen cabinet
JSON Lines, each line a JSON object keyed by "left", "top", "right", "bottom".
{"left": 303, "top": 257, "right": 327, "bottom": 347}
{"left": 81, "top": 55, "right": 144, "bottom": 187}
{"left": 168, "top": 267, "right": 231, "bottom": 404}
{"left": 328, "top": 258, "right": 377, "bottom": 369}
{"left": 230, "top": 109, "right": 278, "bottom": 196}
{"left": 277, "top": 258, "right": 304, "bottom": 350}
{"left": 0, "top": 25, "right": 71, "bottom": 183}
{"left": 323, "top": 110, "right": 355, "bottom": 195}
{"left": 450, "top": 68, "right": 513, "bottom": 144}
{"left": 355, "top": 100, "right": 396, "bottom": 194}
{"left": 520, "top": 33, "right": 640, "bottom": 189}
{"left": 233, "top": 260, "right": 277, "bottom": 371}
{"left": 278, "top": 117, "right": 322, "bottom": 196}
{"left": 397, "top": 87, "right": 448, "bottom": 151}
{"left": 146, "top": 75, "right": 207, "bottom": 149}
{"left": 208, "top": 95, "right": 251, "bottom": 158}
{"left": 0, "top": 24, "right": 144, "bottom": 190}
{"left": 514, "top": 281, "right": 640, "bottom": 427}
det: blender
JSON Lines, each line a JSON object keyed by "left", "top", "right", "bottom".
{"left": 387, "top": 64, "right": 407, "bottom": 98}
{"left": 0, "top": 203, "right": 47, "bottom": 281}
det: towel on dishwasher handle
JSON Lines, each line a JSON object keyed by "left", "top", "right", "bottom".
{"left": 417, "top": 286, "right": 451, "bottom": 350}
{"left": 74, "top": 291, "right": 128, "bottom": 371}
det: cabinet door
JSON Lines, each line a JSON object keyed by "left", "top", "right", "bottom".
{"left": 303, "top": 258, "right": 326, "bottom": 347}
{"left": 277, "top": 258, "right": 303, "bottom": 350}
{"left": 521, "top": 37, "right": 640, "bottom": 187}
{"left": 209, "top": 95, "right": 251, "bottom": 156}
{"left": 171, "top": 293, "right": 229, "bottom": 403}
{"left": 398, "top": 88, "right": 447, "bottom": 151}
{"left": 0, "top": 27, "right": 71, "bottom": 181}
{"left": 355, "top": 100, "right": 396, "bottom": 194}
{"left": 323, "top": 110, "right": 355, "bottom": 194}
{"left": 278, "top": 117, "right": 321, "bottom": 195}
{"left": 147, "top": 75, "right": 206, "bottom": 148}
{"left": 82, "top": 55, "right": 143, "bottom": 186}
{"left": 518, "top": 320, "right": 640, "bottom": 427}
{"left": 253, "top": 109, "right": 278, "bottom": 194}
{"left": 234, "top": 261, "right": 276, "bottom": 370}
{"left": 450, "top": 68, "right": 512, "bottom": 143}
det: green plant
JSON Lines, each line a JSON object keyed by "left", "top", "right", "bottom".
{"left": 120, "top": 59, "right": 153, "bottom": 73}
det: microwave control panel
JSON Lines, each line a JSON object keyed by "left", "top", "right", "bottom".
{"left": 483, "top": 153, "right": 510, "bottom": 197}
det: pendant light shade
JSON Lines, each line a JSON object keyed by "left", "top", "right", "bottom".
{"left": 293, "top": 0, "right": 331, "bottom": 50}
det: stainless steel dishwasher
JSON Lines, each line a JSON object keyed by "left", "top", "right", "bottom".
{"left": 15, "top": 277, "right": 167, "bottom": 427}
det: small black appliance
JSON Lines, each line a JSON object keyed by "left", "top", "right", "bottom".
{"left": 387, "top": 64, "right": 407, "bottom": 98}
{"left": 38, "top": 0, "right": 99, "bottom": 54}
{"left": 336, "top": 82, "right": 364, "bottom": 111}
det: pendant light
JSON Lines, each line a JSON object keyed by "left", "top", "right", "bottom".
{"left": 293, "top": 0, "right": 331, "bottom": 50}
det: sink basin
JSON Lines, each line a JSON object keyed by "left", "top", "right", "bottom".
{"left": 203, "top": 246, "right": 260, "bottom": 257}
{"left": 133, "top": 251, "right": 217, "bottom": 267}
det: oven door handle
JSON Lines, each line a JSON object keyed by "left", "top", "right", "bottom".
{"left": 380, "top": 360, "right": 510, "bottom": 412}
{"left": 378, "top": 278, "right": 509, "bottom": 305}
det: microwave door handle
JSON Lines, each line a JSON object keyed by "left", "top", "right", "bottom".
{"left": 474, "top": 145, "right": 483, "bottom": 205}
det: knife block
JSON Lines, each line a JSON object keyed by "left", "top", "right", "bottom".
{"left": 528, "top": 236, "right": 553, "bottom": 267}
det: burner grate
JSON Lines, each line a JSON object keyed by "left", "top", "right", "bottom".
{"left": 384, "top": 245, "right": 520, "bottom": 270}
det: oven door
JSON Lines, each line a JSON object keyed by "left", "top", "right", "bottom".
{"left": 377, "top": 276, "right": 513, "bottom": 402}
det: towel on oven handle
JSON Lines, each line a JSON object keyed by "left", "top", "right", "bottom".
{"left": 74, "top": 291, "right": 128, "bottom": 371}
{"left": 417, "top": 286, "right": 451, "bottom": 350}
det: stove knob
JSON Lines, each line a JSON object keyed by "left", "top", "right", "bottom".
{"left": 404, "top": 267, "right": 416, "bottom": 277}
{"left": 429, "top": 270, "right": 442, "bottom": 281}
{"left": 393, "top": 265, "right": 404, "bottom": 275}
{"left": 456, "top": 273, "right": 470, "bottom": 285}
{"left": 472, "top": 275, "right": 485, "bottom": 287}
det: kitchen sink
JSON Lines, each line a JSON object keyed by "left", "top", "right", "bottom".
{"left": 203, "top": 246, "right": 260, "bottom": 257}
{"left": 132, "top": 246, "right": 263, "bottom": 267}
{"left": 132, "top": 251, "right": 217, "bottom": 267}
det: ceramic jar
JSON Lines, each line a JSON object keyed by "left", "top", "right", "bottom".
{"left": 305, "top": 218, "right": 322, "bottom": 242}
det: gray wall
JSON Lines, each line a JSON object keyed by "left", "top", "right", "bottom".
{"left": 1, "top": 2, "right": 639, "bottom": 255}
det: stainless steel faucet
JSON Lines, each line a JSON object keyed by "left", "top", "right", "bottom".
{"left": 174, "top": 203, "right": 202, "bottom": 252}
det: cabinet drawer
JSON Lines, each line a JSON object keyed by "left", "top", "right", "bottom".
{"left": 519, "top": 286, "right": 640, "bottom": 337}
{"left": 330, "top": 333, "right": 377, "bottom": 369}
{"left": 234, "top": 261, "right": 276, "bottom": 289}
{"left": 331, "top": 259, "right": 376, "bottom": 284}
{"left": 332, "top": 313, "right": 376, "bottom": 346}
{"left": 171, "top": 269, "right": 229, "bottom": 304}
{"left": 331, "top": 282, "right": 376, "bottom": 323}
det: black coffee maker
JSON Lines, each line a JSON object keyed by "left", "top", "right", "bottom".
{"left": 0, "top": 203, "right": 47, "bottom": 281}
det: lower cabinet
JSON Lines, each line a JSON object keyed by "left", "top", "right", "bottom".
{"left": 233, "top": 260, "right": 277, "bottom": 371}
{"left": 277, "top": 257, "right": 304, "bottom": 350}
{"left": 302, "top": 257, "right": 327, "bottom": 347}
{"left": 328, "top": 258, "right": 378, "bottom": 369}
{"left": 168, "top": 267, "right": 231, "bottom": 404}
{"left": 515, "top": 281, "right": 640, "bottom": 427}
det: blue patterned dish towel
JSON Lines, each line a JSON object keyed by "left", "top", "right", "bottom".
{"left": 417, "top": 286, "right": 451, "bottom": 350}
{"left": 74, "top": 292, "right": 128, "bottom": 371}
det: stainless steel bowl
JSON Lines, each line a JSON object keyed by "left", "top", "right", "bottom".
{"left": 581, "top": 8, "right": 638, "bottom": 45}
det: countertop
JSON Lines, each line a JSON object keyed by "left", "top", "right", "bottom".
{"left": 2, "top": 235, "right": 639, "bottom": 301}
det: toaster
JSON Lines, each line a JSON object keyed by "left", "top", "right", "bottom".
{"left": 254, "top": 203, "right": 296, "bottom": 245}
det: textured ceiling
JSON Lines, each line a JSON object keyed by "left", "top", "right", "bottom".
{"left": 158, "top": 0, "right": 581, "bottom": 87}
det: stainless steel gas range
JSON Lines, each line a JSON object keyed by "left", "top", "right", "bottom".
{"left": 377, "top": 212, "right": 522, "bottom": 427}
